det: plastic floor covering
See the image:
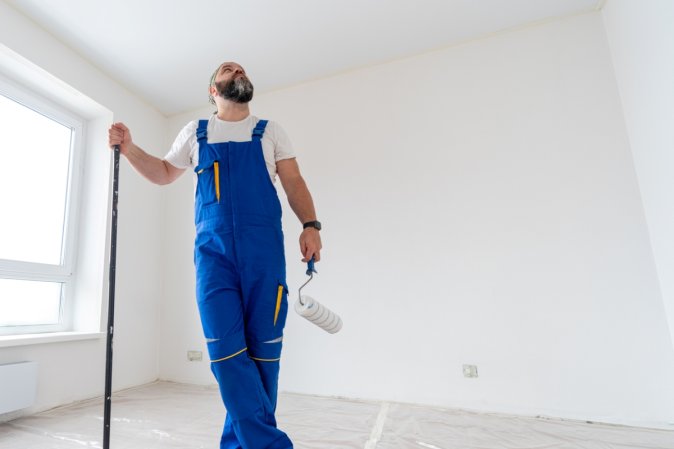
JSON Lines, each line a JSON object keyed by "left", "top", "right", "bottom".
{"left": 1, "top": 381, "right": 673, "bottom": 448}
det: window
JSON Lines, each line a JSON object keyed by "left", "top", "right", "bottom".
{"left": 0, "top": 74, "right": 84, "bottom": 336}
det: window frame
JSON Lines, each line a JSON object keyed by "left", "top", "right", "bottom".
{"left": 0, "top": 72, "right": 86, "bottom": 336}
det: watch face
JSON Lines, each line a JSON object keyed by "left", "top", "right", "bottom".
{"left": 305, "top": 221, "right": 321, "bottom": 230}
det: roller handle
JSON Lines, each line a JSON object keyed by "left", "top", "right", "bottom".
{"left": 103, "top": 145, "right": 120, "bottom": 449}
{"left": 306, "top": 256, "right": 317, "bottom": 276}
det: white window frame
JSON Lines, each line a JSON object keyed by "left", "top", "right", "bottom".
{"left": 0, "top": 72, "right": 85, "bottom": 336}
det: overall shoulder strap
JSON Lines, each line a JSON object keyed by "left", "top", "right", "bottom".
{"left": 196, "top": 119, "right": 209, "bottom": 142}
{"left": 193, "top": 119, "right": 211, "bottom": 173}
{"left": 251, "top": 119, "right": 268, "bottom": 141}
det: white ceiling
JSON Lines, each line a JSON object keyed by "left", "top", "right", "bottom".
{"left": 5, "top": 0, "right": 600, "bottom": 116}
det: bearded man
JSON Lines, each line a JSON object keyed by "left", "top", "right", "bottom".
{"left": 108, "top": 61, "right": 322, "bottom": 449}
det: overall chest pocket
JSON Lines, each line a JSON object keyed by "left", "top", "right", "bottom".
{"left": 196, "top": 160, "right": 220, "bottom": 206}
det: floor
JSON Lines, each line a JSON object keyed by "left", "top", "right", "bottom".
{"left": 1, "top": 381, "right": 673, "bottom": 448}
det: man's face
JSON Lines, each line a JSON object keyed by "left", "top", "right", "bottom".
{"left": 213, "top": 62, "right": 254, "bottom": 104}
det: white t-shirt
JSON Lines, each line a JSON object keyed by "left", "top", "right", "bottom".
{"left": 164, "top": 115, "right": 296, "bottom": 183}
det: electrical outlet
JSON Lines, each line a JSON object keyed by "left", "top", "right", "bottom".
{"left": 187, "top": 351, "right": 203, "bottom": 362}
{"left": 463, "top": 364, "right": 478, "bottom": 378}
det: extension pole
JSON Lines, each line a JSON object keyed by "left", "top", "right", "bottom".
{"left": 103, "top": 145, "right": 120, "bottom": 449}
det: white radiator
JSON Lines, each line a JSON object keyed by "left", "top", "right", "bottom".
{"left": 0, "top": 361, "right": 38, "bottom": 414}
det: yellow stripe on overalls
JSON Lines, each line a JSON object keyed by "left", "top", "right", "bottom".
{"left": 250, "top": 356, "right": 281, "bottom": 362}
{"left": 214, "top": 161, "right": 220, "bottom": 203}
{"left": 211, "top": 347, "right": 247, "bottom": 363}
{"left": 274, "top": 285, "right": 283, "bottom": 326}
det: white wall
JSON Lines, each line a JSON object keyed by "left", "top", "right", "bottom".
{"left": 158, "top": 109, "right": 204, "bottom": 384}
{"left": 160, "top": 12, "right": 674, "bottom": 428}
{"left": 601, "top": 0, "right": 674, "bottom": 352}
{"left": 0, "top": 1, "right": 164, "bottom": 415}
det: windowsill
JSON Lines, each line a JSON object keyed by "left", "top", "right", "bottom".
{"left": 0, "top": 331, "right": 105, "bottom": 348}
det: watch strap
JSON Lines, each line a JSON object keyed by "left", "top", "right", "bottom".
{"left": 303, "top": 220, "right": 321, "bottom": 230}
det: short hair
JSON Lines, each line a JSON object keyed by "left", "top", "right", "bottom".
{"left": 208, "top": 64, "right": 221, "bottom": 106}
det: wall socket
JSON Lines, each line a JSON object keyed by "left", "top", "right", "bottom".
{"left": 187, "top": 351, "right": 203, "bottom": 362}
{"left": 463, "top": 364, "right": 478, "bottom": 378}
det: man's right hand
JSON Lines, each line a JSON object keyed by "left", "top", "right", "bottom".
{"left": 106, "top": 121, "right": 185, "bottom": 185}
{"left": 108, "top": 122, "right": 133, "bottom": 155}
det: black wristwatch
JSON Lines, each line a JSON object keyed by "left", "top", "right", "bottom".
{"left": 303, "top": 220, "right": 322, "bottom": 231}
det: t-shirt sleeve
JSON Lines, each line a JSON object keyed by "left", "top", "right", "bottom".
{"left": 268, "top": 121, "right": 296, "bottom": 162}
{"left": 164, "top": 120, "right": 198, "bottom": 169}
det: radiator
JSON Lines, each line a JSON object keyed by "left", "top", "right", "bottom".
{"left": 0, "top": 361, "right": 38, "bottom": 414}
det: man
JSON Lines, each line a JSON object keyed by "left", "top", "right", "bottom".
{"left": 108, "top": 61, "right": 321, "bottom": 449}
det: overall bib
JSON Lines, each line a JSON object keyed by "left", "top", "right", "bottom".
{"left": 193, "top": 119, "right": 292, "bottom": 449}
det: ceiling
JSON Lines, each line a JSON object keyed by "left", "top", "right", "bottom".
{"left": 5, "top": 0, "right": 601, "bottom": 116}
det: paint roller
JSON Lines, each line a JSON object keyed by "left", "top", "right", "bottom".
{"left": 294, "top": 258, "right": 342, "bottom": 333}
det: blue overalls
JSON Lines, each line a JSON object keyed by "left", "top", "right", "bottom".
{"left": 193, "top": 119, "right": 293, "bottom": 449}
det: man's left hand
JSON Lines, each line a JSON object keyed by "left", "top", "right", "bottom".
{"left": 300, "top": 228, "right": 322, "bottom": 262}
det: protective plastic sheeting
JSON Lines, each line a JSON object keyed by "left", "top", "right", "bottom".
{"left": 377, "top": 402, "right": 674, "bottom": 449}
{"left": 1, "top": 381, "right": 673, "bottom": 448}
{"left": 278, "top": 393, "right": 381, "bottom": 448}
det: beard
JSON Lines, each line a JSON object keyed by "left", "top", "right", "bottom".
{"left": 215, "top": 76, "right": 254, "bottom": 103}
